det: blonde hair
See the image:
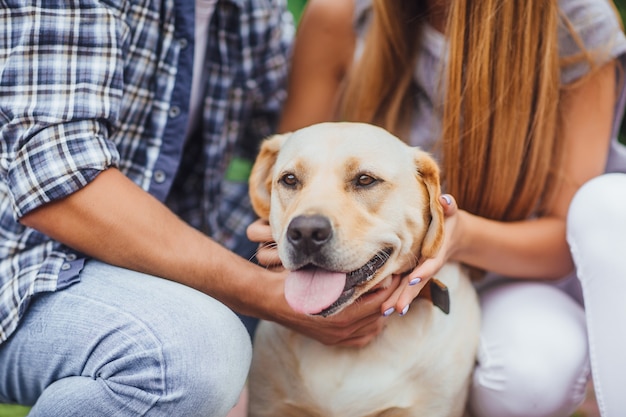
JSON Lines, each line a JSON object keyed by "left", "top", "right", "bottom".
{"left": 340, "top": 0, "right": 583, "bottom": 221}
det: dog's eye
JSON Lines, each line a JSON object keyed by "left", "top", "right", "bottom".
{"left": 279, "top": 173, "right": 298, "bottom": 187}
{"left": 356, "top": 174, "right": 377, "bottom": 187}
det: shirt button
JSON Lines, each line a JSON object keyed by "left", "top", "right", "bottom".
{"left": 66, "top": 253, "right": 77, "bottom": 262}
{"left": 178, "top": 38, "right": 189, "bottom": 50}
{"left": 61, "top": 263, "right": 71, "bottom": 271}
{"left": 154, "top": 170, "right": 166, "bottom": 184}
{"left": 168, "top": 106, "right": 181, "bottom": 118}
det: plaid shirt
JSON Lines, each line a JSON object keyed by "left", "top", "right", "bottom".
{"left": 0, "top": 0, "right": 292, "bottom": 343}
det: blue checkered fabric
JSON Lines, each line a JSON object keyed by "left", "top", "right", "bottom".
{"left": 0, "top": 0, "right": 292, "bottom": 343}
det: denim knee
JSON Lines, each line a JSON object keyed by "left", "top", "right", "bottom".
{"left": 151, "top": 293, "right": 253, "bottom": 416}
{"left": 1, "top": 260, "right": 252, "bottom": 417}
{"left": 27, "top": 290, "right": 251, "bottom": 417}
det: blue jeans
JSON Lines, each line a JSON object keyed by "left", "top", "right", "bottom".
{"left": 0, "top": 260, "right": 251, "bottom": 416}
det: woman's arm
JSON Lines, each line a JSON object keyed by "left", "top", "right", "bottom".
{"left": 454, "top": 61, "right": 615, "bottom": 278}
{"left": 278, "top": 0, "right": 356, "bottom": 132}
{"left": 384, "top": 61, "right": 616, "bottom": 313}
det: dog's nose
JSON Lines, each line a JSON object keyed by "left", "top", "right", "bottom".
{"left": 287, "top": 215, "right": 332, "bottom": 253}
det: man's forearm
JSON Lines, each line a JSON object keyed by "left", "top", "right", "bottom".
{"left": 19, "top": 168, "right": 277, "bottom": 317}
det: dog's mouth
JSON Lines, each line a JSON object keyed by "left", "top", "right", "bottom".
{"left": 284, "top": 248, "right": 393, "bottom": 317}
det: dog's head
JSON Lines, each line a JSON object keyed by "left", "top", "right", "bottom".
{"left": 249, "top": 122, "right": 444, "bottom": 316}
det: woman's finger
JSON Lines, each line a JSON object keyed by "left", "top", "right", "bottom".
{"left": 440, "top": 193, "right": 457, "bottom": 217}
{"left": 381, "top": 273, "right": 431, "bottom": 316}
{"left": 381, "top": 253, "right": 448, "bottom": 315}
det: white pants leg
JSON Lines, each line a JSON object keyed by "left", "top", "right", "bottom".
{"left": 468, "top": 280, "right": 590, "bottom": 417}
{"left": 567, "top": 173, "right": 626, "bottom": 417}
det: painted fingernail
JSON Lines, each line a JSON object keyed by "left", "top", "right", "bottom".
{"left": 441, "top": 194, "right": 452, "bottom": 205}
{"left": 383, "top": 307, "right": 395, "bottom": 317}
{"left": 399, "top": 305, "right": 410, "bottom": 316}
{"left": 409, "top": 277, "right": 422, "bottom": 286}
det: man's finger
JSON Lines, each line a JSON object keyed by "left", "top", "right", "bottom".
{"left": 246, "top": 218, "right": 273, "bottom": 241}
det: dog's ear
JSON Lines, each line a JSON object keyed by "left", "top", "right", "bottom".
{"left": 249, "top": 133, "right": 289, "bottom": 220}
{"left": 414, "top": 149, "right": 445, "bottom": 259}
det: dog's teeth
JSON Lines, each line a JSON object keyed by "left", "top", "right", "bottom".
{"left": 372, "top": 256, "right": 386, "bottom": 269}
{"left": 345, "top": 248, "right": 393, "bottom": 289}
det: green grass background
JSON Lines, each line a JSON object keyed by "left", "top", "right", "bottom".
{"left": 0, "top": 405, "right": 30, "bottom": 417}
{"left": 0, "top": 1, "right": 623, "bottom": 416}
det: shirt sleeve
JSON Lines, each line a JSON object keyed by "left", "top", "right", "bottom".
{"left": 213, "top": 0, "right": 294, "bottom": 254}
{"left": 559, "top": 0, "right": 626, "bottom": 85}
{"left": 240, "top": 1, "right": 294, "bottom": 156}
{"left": 0, "top": 2, "right": 124, "bottom": 219}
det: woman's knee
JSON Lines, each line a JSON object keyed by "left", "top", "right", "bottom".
{"left": 567, "top": 173, "right": 626, "bottom": 286}
{"left": 568, "top": 173, "right": 626, "bottom": 247}
{"left": 469, "top": 282, "right": 590, "bottom": 417}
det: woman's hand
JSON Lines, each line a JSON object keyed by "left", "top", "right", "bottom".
{"left": 381, "top": 194, "right": 462, "bottom": 316}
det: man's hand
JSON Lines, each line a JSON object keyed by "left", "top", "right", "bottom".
{"left": 272, "top": 274, "right": 402, "bottom": 348}
{"left": 247, "top": 219, "right": 283, "bottom": 270}
{"left": 248, "top": 218, "right": 401, "bottom": 347}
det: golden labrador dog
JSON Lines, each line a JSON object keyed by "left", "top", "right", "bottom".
{"left": 247, "top": 122, "right": 480, "bottom": 417}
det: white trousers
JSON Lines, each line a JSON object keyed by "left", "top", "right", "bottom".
{"left": 568, "top": 173, "right": 626, "bottom": 417}
{"left": 469, "top": 173, "right": 626, "bottom": 417}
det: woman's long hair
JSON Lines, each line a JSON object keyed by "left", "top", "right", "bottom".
{"left": 340, "top": 0, "right": 568, "bottom": 221}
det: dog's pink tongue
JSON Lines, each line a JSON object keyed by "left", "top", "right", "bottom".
{"left": 285, "top": 268, "right": 347, "bottom": 314}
